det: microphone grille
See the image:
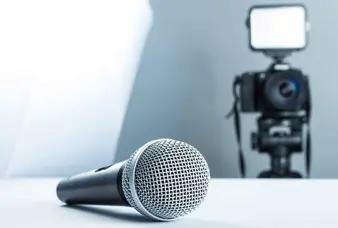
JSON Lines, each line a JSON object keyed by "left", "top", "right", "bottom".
{"left": 122, "top": 139, "right": 210, "bottom": 221}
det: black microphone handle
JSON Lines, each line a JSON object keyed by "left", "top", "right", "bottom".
{"left": 56, "top": 161, "right": 130, "bottom": 206}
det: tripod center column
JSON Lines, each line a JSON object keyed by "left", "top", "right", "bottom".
{"left": 271, "top": 146, "right": 290, "bottom": 175}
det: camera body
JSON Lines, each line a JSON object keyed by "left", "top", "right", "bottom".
{"left": 239, "top": 62, "right": 310, "bottom": 115}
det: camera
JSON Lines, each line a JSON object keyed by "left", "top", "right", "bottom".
{"left": 239, "top": 63, "right": 310, "bottom": 115}
{"left": 227, "top": 4, "right": 312, "bottom": 178}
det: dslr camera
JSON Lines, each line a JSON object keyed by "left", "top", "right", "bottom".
{"left": 228, "top": 4, "right": 312, "bottom": 178}
{"left": 239, "top": 63, "right": 310, "bottom": 115}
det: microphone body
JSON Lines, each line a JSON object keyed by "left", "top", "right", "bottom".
{"left": 57, "top": 162, "right": 128, "bottom": 206}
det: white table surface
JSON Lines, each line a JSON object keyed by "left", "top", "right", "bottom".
{"left": 0, "top": 178, "right": 337, "bottom": 228}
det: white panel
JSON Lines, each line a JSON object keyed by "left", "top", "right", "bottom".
{"left": 0, "top": 73, "right": 31, "bottom": 177}
{"left": 4, "top": 0, "right": 153, "bottom": 177}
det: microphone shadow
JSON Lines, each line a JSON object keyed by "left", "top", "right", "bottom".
{"left": 61, "top": 205, "right": 249, "bottom": 228}
{"left": 61, "top": 205, "right": 154, "bottom": 223}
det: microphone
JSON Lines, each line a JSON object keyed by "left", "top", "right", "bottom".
{"left": 57, "top": 139, "right": 210, "bottom": 221}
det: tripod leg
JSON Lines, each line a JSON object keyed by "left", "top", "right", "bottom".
{"left": 258, "top": 170, "right": 302, "bottom": 178}
{"left": 288, "top": 171, "right": 302, "bottom": 178}
{"left": 258, "top": 170, "right": 273, "bottom": 178}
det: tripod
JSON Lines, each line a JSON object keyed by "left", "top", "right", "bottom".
{"left": 251, "top": 115, "right": 304, "bottom": 178}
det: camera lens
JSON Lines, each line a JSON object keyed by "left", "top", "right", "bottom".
{"left": 264, "top": 69, "right": 307, "bottom": 111}
{"left": 278, "top": 80, "right": 298, "bottom": 99}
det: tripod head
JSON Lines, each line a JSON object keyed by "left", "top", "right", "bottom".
{"left": 251, "top": 115, "right": 305, "bottom": 178}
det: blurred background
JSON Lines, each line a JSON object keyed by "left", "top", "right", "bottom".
{"left": 0, "top": 0, "right": 336, "bottom": 178}
{"left": 116, "top": 0, "right": 335, "bottom": 178}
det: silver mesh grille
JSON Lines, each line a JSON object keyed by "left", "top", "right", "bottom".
{"left": 121, "top": 139, "right": 210, "bottom": 221}
{"left": 121, "top": 148, "right": 145, "bottom": 215}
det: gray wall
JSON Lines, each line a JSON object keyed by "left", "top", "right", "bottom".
{"left": 115, "top": 0, "right": 338, "bottom": 178}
